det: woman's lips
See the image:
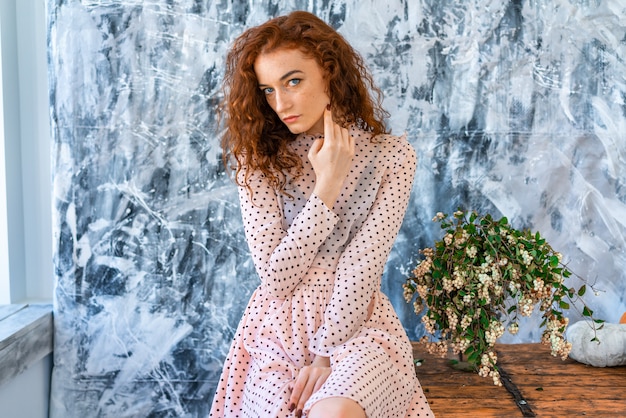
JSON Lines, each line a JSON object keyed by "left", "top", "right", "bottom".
{"left": 283, "top": 115, "right": 299, "bottom": 123}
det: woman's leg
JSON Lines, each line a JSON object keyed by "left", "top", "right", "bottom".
{"left": 307, "top": 397, "right": 366, "bottom": 418}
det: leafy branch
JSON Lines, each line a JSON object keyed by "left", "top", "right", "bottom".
{"left": 404, "top": 210, "right": 604, "bottom": 385}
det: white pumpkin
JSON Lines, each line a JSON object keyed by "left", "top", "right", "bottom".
{"left": 567, "top": 321, "right": 626, "bottom": 367}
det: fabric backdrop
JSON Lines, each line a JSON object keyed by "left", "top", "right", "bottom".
{"left": 48, "top": 0, "right": 626, "bottom": 416}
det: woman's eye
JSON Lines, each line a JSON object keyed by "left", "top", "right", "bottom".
{"left": 288, "top": 78, "right": 301, "bottom": 87}
{"left": 262, "top": 87, "right": 274, "bottom": 95}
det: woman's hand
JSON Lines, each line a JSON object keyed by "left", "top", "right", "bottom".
{"left": 308, "top": 107, "right": 355, "bottom": 209}
{"left": 288, "top": 356, "right": 331, "bottom": 417}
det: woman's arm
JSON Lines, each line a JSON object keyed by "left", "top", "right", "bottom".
{"left": 241, "top": 108, "right": 355, "bottom": 299}
{"left": 311, "top": 136, "right": 417, "bottom": 355}
{"left": 238, "top": 171, "right": 339, "bottom": 299}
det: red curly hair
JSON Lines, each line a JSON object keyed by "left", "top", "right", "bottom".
{"left": 221, "top": 10, "right": 389, "bottom": 193}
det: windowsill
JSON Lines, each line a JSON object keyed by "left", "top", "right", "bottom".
{"left": 0, "top": 303, "right": 53, "bottom": 387}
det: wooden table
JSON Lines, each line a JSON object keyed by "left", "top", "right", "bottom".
{"left": 412, "top": 343, "right": 626, "bottom": 417}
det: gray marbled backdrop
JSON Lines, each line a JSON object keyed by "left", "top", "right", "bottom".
{"left": 48, "top": 1, "right": 626, "bottom": 416}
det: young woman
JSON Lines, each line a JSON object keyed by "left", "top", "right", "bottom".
{"left": 210, "top": 11, "right": 433, "bottom": 418}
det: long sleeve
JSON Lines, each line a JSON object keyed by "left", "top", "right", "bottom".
{"left": 310, "top": 136, "right": 417, "bottom": 356}
{"left": 238, "top": 169, "right": 340, "bottom": 299}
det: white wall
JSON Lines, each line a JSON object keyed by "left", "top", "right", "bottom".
{"left": 0, "top": 0, "right": 53, "bottom": 415}
{"left": 0, "top": 0, "right": 10, "bottom": 303}
{"left": 0, "top": 0, "right": 52, "bottom": 303}
{"left": 0, "top": 354, "right": 52, "bottom": 418}
{"left": 17, "top": 0, "right": 53, "bottom": 302}
{"left": 0, "top": 0, "right": 25, "bottom": 303}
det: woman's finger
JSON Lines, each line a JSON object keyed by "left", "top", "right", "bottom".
{"left": 323, "top": 104, "right": 333, "bottom": 142}
{"left": 307, "top": 137, "right": 324, "bottom": 159}
{"left": 288, "top": 369, "right": 308, "bottom": 412}
{"left": 289, "top": 365, "right": 331, "bottom": 416}
{"left": 347, "top": 127, "right": 355, "bottom": 154}
{"left": 295, "top": 378, "right": 315, "bottom": 416}
{"left": 337, "top": 124, "right": 353, "bottom": 150}
{"left": 312, "top": 375, "right": 326, "bottom": 394}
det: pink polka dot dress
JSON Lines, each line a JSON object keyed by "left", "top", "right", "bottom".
{"left": 209, "top": 127, "right": 433, "bottom": 417}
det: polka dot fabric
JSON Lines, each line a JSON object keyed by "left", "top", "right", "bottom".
{"left": 209, "top": 127, "right": 433, "bottom": 417}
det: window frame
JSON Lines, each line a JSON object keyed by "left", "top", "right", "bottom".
{"left": 0, "top": 0, "right": 53, "bottom": 304}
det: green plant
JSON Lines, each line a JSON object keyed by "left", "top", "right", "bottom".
{"left": 403, "top": 210, "right": 602, "bottom": 385}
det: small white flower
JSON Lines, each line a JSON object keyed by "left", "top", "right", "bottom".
{"left": 432, "top": 212, "right": 445, "bottom": 222}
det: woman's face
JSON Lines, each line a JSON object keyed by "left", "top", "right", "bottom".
{"left": 254, "top": 48, "right": 330, "bottom": 135}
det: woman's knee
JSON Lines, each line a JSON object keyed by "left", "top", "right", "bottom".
{"left": 308, "top": 397, "right": 366, "bottom": 418}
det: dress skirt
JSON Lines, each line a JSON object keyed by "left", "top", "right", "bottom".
{"left": 209, "top": 267, "right": 433, "bottom": 417}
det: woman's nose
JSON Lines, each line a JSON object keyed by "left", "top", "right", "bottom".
{"left": 274, "top": 90, "right": 291, "bottom": 112}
